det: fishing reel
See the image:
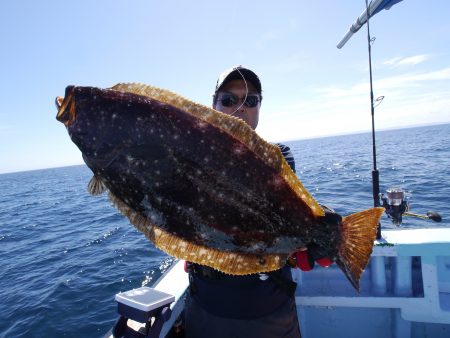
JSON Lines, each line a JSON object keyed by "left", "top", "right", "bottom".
{"left": 380, "top": 187, "right": 442, "bottom": 226}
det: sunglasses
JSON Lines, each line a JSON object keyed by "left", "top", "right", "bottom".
{"left": 218, "top": 93, "right": 260, "bottom": 108}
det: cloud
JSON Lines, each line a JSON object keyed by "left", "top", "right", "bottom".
{"left": 315, "top": 83, "right": 367, "bottom": 98}
{"left": 383, "top": 57, "right": 403, "bottom": 66}
{"left": 258, "top": 67, "right": 450, "bottom": 141}
{"left": 260, "top": 89, "right": 450, "bottom": 142}
{"left": 375, "top": 67, "right": 450, "bottom": 90}
{"left": 316, "top": 67, "right": 450, "bottom": 99}
{"left": 383, "top": 54, "right": 431, "bottom": 67}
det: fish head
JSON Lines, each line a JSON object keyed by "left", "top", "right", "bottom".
{"left": 56, "top": 86, "right": 76, "bottom": 128}
{"left": 55, "top": 86, "right": 136, "bottom": 170}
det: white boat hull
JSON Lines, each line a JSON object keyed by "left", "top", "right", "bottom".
{"left": 107, "top": 228, "right": 450, "bottom": 338}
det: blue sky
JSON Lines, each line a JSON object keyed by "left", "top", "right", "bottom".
{"left": 1, "top": 0, "right": 449, "bottom": 174}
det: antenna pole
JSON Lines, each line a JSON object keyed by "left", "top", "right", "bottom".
{"left": 365, "top": 0, "right": 381, "bottom": 238}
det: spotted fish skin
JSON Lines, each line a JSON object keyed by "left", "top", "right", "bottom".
{"left": 56, "top": 84, "right": 384, "bottom": 289}
{"left": 59, "top": 85, "right": 320, "bottom": 250}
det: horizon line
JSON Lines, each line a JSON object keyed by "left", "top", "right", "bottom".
{"left": 1, "top": 121, "right": 449, "bottom": 175}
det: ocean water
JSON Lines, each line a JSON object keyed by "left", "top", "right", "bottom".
{"left": 0, "top": 123, "right": 449, "bottom": 337}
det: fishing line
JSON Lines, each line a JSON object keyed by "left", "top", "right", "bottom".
{"left": 229, "top": 67, "right": 249, "bottom": 116}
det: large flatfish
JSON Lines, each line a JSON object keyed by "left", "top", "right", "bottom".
{"left": 55, "top": 83, "right": 383, "bottom": 290}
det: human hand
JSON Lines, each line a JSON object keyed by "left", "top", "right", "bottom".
{"left": 291, "top": 244, "right": 333, "bottom": 271}
{"left": 289, "top": 206, "right": 340, "bottom": 271}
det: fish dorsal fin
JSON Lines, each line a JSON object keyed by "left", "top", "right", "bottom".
{"left": 87, "top": 175, "right": 106, "bottom": 195}
{"left": 111, "top": 83, "right": 324, "bottom": 217}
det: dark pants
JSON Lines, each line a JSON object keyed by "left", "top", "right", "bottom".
{"left": 184, "top": 294, "right": 301, "bottom": 338}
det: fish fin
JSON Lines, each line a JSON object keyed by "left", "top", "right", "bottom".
{"left": 150, "top": 226, "right": 288, "bottom": 275}
{"left": 279, "top": 154, "right": 324, "bottom": 217}
{"left": 335, "top": 207, "right": 384, "bottom": 290}
{"left": 110, "top": 82, "right": 324, "bottom": 217}
{"left": 87, "top": 175, "right": 106, "bottom": 195}
{"left": 108, "top": 191, "right": 287, "bottom": 275}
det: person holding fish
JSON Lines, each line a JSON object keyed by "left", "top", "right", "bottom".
{"left": 56, "top": 65, "right": 383, "bottom": 338}
{"left": 183, "top": 66, "right": 334, "bottom": 338}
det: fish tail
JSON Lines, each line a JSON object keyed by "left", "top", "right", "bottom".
{"left": 335, "top": 207, "right": 384, "bottom": 290}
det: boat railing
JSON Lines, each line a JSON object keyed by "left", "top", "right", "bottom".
{"left": 294, "top": 227, "right": 450, "bottom": 338}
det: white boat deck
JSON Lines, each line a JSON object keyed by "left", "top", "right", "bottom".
{"left": 107, "top": 227, "right": 450, "bottom": 338}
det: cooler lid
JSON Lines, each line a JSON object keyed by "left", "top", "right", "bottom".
{"left": 115, "top": 287, "right": 175, "bottom": 312}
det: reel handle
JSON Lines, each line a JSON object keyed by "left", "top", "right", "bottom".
{"left": 426, "top": 211, "right": 442, "bottom": 222}
{"left": 403, "top": 211, "right": 442, "bottom": 222}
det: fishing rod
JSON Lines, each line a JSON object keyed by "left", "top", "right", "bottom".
{"left": 364, "top": 0, "right": 383, "bottom": 238}
{"left": 339, "top": 0, "right": 442, "bottom": 235}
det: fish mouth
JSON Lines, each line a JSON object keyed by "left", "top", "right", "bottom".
{"left": 56, "top": 86, "right": 76, "bottom": 127}
{"left": 55, "top": 85, "right": 124, "bottom": 169}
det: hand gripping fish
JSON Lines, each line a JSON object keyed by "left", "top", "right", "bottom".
{"left": 56, "top": 83, "right": 383, "bottom": 290}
